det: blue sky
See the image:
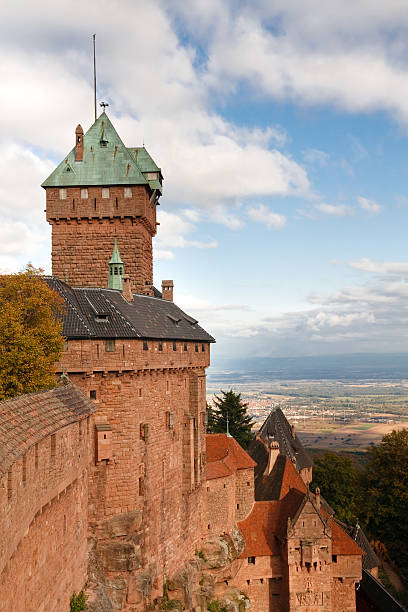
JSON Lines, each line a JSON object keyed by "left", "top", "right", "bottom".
{"left": 2, "top": 0, "right": 408, "bottom": 359}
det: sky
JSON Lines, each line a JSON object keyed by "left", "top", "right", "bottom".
{"left": 2, "top": 1, "right": 408, "bottom": 360}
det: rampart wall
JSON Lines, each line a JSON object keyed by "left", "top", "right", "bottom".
{"left": 0, "top": 417, "right": 93, "bottom": 611}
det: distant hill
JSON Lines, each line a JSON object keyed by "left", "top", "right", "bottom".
{"left": 209, "top": 352, "right": 408, "bottom": 382}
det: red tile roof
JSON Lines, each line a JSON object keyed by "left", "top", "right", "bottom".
{"left": 278, "top": 456, "right": 308, "bottom": 498}
{"left": 0, "top": 382, "right": 95, "bottom": 477}
{"left": 206, "top": 434, "right": 256, "bottom": 471}
{"left": 206, "top": 461, "right": 232, "bottom": 480}
{"left": 238, "top": 501, "right": 281, "bottom": 557}
{"left": 332, "top": 520, "right": 364, "bottom": 556}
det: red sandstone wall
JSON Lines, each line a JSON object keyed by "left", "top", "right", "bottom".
{"left": 206, "top": 475, "right": 236, "bottom": 536}
{"left": 235, "top": 468, "right": 254, "bottom": 522}
{"left": 0, "top": 419, "right": 92, "bottom": 611}
{"left": 229, "top": 556, "right": 283, "bottom": 612}
{"left": 61, "top": 341, "right": 209, "bottom": 605}
{"left": 46, "top": 185, "right": 156, "bottom": 291}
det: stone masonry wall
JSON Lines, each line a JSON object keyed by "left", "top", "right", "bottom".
{"left": 235, "top": 468, "right": 254, "bottom": 522}
{"left": 0, "top": 419, "right": 92, "bottom": 611}
{"left": 46, "top": 185, "right": 156, "bottom": 292}
{"left": 229, "top": 556, "right": 284, "bottom": 612}
{"left": 206, "top": 475, "right": 236, "bottom": 536}
{"left": 60, "top": 338, "right": 210, "bottom": 608}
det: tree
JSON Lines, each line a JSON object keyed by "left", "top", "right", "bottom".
{"left": 0, "top": 265, "right": 65, "bottom": 400}
{"left": 311, "top": 452, "right": 360, "bottom": 523}
{"left": 361, "top": 428, "right": 408, "bottom": 580}
{"left": 209, "top": 390, "right": 254, "bottom": 449}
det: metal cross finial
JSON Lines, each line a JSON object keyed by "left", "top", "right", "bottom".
{"left": 100, "top": 102, "right": 109, "bottom": 110}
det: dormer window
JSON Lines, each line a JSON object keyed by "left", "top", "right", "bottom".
{"left": 59, "top": 188, "right": 67, "bottom": 200}
{"left": 124, "top": 187, "right": 132, "bottom": 198}
{"left": 102, "top": 187, "right": 110, "bottom": 199}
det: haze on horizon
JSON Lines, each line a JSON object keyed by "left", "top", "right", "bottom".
{"left": 1, "top": 1, "right": 408, "bottom": 359}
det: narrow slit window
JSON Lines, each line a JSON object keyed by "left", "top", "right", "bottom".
{"left": 173, "top": 341, "right": 177, "bottom": 351}
{"left": 158, "top": 341, "right": 163, "bottom": 351}
{"left": 143, "top": 340, "right": 148, "bottom": 351}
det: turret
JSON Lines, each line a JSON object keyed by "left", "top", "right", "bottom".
{"left": 75, "top": 125, "right": 84, "bottom": 162}
{"left": 108, "top": 238, "right": 124, "bottom": 290}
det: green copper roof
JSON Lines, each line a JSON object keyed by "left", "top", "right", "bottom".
{"left": 42, "top": 113, "right": 149, "bottom": 188}
{"left": 109, "top": 238, "right": 124, "bottom": 264}
{"left": 128, "top": 147, "right": 160, "bottom": 172}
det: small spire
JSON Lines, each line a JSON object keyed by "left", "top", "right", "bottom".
{"left": 108, "top": 238, "right": 125, "bottom": 290}
{"left": 226, "top": 410, "right": 232, "bottom": 437}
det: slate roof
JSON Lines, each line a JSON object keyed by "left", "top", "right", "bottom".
{"left": 0, "top": 383, "right": 95, "bottom": 477}
{"left": 358, "top": 569, "right": 407, "bottom": 612}
{"left": 46, "top": 277, "right": 215, "bottom": 342}
{"left": 249, "top": 407, "right": 312, "bottom": 472}
{"left": 42, "top": 113, "right": 162, "bottom": 194}
{"left": 346, "top": 523, "right": 379, "bottom": 570}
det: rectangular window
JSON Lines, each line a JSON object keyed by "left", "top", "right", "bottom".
{"left": 59, "top": 188, "right": 67, "bottom": 200}
{"left": 80, "top": 188, "right": 88, "bottom": 199}
{"left": 173, "top": 341, "right": 177, "bottom": 351}
{"left": 124, "top": 187, "right": 132, "bottom": 198}
{"left": 248, "top": 556, "right": 255, "bottom": 565}
{"left": 138, "top": 476, "right": 144, "bottom": 495}
{"left": 202, "top": 343, "right": 205, "bottom": 352}
{"left": 143, "top": 340, "right": 148, "bottom": 351}
{"left": 63, "top": 341, "right": 68, "bottom": 351}
{"left": 105, "top": 339, "right": 116, "bottom": 352}
{"left": 102, "top": 187, "right": 110, "bottom": 199}
{"left": 140, "top": 423, "right": 149, "bottom": 441}
{"left": 7, "top": 468, "right": 12, "bottom": 500}
{"left": 195, "top": 343, "right": 199, "bottom": 352}
{"left": 166, "top": 411, "right": 174, "bottom": 429}
{"left": 90, "top": 390, "right": 96, "bottom": 400}
{"left": 184, "top": 343, "right": 188, "bottom": 351}
{"left": 332, "top": 555, "right": 337, "bottom": 563}
{"left": 50, "top": 434, "right": 56, "bottom": 465}
{"left": 158, "top": 341, "right": 163, "bottom": 351}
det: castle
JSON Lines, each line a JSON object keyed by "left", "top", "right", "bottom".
{"left": 0, "top": 113, "right": 399, "bottom": 612}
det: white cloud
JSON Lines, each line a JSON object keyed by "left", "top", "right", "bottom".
{"left": 349, "top": 258, "right": 408, "bottom": 276}
{"left": 315, "top": 203, "right": 355, "bottom": 216}
{"left": 247, "top": 203, "right": 286, "bottom": 229}
{"left": 303, "top": 149, "right": 330, "bottom": 166}
{"left": 358, "top": 196, "right": 382, "bottom": 213}
{"left": 154, "top": 210, "right": 217, "bottom": 259}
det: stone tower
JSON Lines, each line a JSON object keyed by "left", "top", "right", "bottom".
{"left": 42, "top": 112, "right": 162, "bottom": 294}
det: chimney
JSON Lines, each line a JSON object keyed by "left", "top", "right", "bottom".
{"left": 75, "top": 124, "right": 84, "bottom": 161}
{"left": 315, "top": 487, "right": 321, "bottom": 510}
{"left": 162, "top": 280, "right": 174, "bottom": 302}
{"left": 264, "top": 439, "right": 280, "bottom": 475}
{"left": 122, "top": 275, "right": 133, "bottom": 302}
{"left": 291, "top": 424, "right": 296, "bottom": 439}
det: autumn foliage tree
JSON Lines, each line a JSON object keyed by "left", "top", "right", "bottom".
{"left": 0, "top": 265, "right": 65, "bottom": 400}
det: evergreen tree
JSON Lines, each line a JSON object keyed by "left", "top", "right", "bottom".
{"left": 0, "top": 265, "right": 65, "bottom": 400}
{"left": 210, "top": 389, "right": 254, "bottom": 449}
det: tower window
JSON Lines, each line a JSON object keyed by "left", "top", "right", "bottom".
{"left": 173, "top": 341, "right": 177, "bottom": 351}
{"left": 90, "top": 390, "right": 97, "bottom": 400}
{"left": 184, "top": 343, "right": 188, "bottom": 351}
{"left": 202, "top": 344, "right": 205, "bottom": 352}
{"left": 248, "top": 557, "right": 256, "bottom": 565}
{"left": 102, "top": 187, "right": 110, "bottom": 199}
{"left": 195, "top": 343, "right": 199, "bottom": 352}
{"left": 124, "top": 187, "right": 132, "bottom": 198}
{"left": 143, "top": 340, "right": 148, "bottom": 351}
{"left": 158, "top": 341, "right": 163, "bottom": 351}
{"left": 80, "top": 188, "right": 88, "bottom": 199}
{"left": 114, "top": 267, "right": 118, "bottom": 275}
{"left": 105, "top": 339, "right": 116, "bottom": 352}
{"left": 59, "top": 188, "right": 67, "bottom": 200}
